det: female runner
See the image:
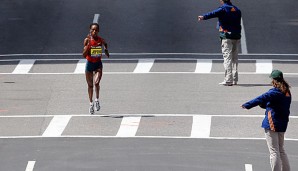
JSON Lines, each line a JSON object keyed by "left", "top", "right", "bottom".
{"left": 83, "top": 23, "right": 109, "bottom": 114}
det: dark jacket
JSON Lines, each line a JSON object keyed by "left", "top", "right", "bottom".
{"left": 242, "top": 88, "right": 291, "bottom": 132}
{"left": 203, "top": 2, "right": 241, "bottom": 39}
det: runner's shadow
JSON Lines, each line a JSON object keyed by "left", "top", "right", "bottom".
{"left": 237, "top": 84, "right": 271, "bottom": 87}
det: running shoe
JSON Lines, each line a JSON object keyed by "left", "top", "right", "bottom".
{"left": 89, "top": 104, "right": 94, "bottom": 115}
{"left": 95, "top": 100, "right": 100, "bottom": 111}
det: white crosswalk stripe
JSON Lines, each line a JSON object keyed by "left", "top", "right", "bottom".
{"left": 74, "top": 59, "right": 86, "bottom": 73}
{"left": 256, "top": 59, "right": 272, "bottom": 73}
{"left": 42, "top": 116, "right": 71, "bottom": 137}
{"left": 12, "top": 59, "right": 35, "bottom": 74}
{"left": 191, "top": 115, "right": 211, "bottom": 138}
{"left": 25, "top": 161, "right": 36, "bottom": 171}
{"left": 116, "top": 116, "right": 141, "bottom": 137}
{"left": 133, "top": 59, "right": 155, "bottom": 73}
{"left": 245, "top": 164, "right": 253, "bottom": 171}
{"left": 0, "top": 114, "right": 297, "bottom": 140}
{"left": 195, "top": 59, "right": 212, "bottom": 73}
{"left": 2, "top": 58, "right": 298, "bottom": 75}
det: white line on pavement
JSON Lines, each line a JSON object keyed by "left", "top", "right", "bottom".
{"left": 3, "top": 71, "right": 298, "bottom": 75}
{"left": 25, "top": 161, "right": 36, "bottom": 171}
{"left": 1, "top": 53, "right": 298, "bottom": 57}
{"left": 74, "top": 59, "right": 86, "bottom": 73}
{"left": 4, "top": 58, "right": 298, "bottom": 75}
{"left": 256, "top": 60, "right": 272, "bottom": 73}
{"left": 116, "top": 116, "right": 141, "bottom": 137}
{"left": 133, "top": 59, "right": 155, "bottom": 73}
{"left": 245, "top": 164, "right": 253, "bottom": 171}
{"left": 191, "top": 115, "right": 212, "bottom": 138}
{"left": 42, "top": 116, "right": 71, "bottom": 137}
{"left": 12, "top": 59, "right": 35, "bottom": 74}
{"left": 93, "top": 14, "right": 100, "bottom": 23}
{"left": 0, "top": 114, "right": 274, "bottom": 118}
{"left": 1, "top": 135, "right": 298, "bottom": 141}
{"left": 195, "top": 59, "right": 212, "bottom": 73}
{"left": 3, "top": 58, "right": 298, "bottom": 62}
{"left": 241, "top": 18, "right": 248, "bottom": 54}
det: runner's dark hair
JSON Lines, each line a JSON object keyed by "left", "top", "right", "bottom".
{"left": 90, "top": 23, "right": 99, "bottom": 29}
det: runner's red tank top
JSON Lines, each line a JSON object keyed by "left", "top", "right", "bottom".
{"left": 86, "top": 35, "right": 104, "bottom": 63}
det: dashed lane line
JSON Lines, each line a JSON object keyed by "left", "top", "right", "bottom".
{"left": 25, "top": 161, "right": 36, "bottom": 171}
{"left": 93, "top": 14, "right": 100, "bottom": 23}
{"left": 241, "top": 18, "right": 248, "bottom": 54}
{"left": 245, "top": 164, "right": 253, "bottom": 171}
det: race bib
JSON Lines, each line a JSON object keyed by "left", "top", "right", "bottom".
{"left": 90, "top": 46, "right": 102, "bottom": 58}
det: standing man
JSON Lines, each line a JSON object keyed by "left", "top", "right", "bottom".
{"left": 198, "top": 0, "right": 241, "bottom": 86}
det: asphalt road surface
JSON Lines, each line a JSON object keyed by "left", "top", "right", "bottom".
{"left": 1, "top": 0, "right": 298, "bottom": 171}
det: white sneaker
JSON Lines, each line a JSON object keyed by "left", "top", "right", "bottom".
{"left": 89, "top": 103, "right": 94, "bottom": 115}
{"left": 219, "top": 81, "right": 232, "bottom": 86}
{"left": 95, "top": 100, "right": 100, "bottom": 111}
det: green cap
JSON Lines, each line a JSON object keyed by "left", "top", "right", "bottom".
{"left": 270, "top": 70, "right": 283, "bottom": 80}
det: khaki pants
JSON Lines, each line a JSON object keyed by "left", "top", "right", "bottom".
{"left": 265, "top": 129, "right": 290, "bottom": 171}
{"left": 221, "top": 39, "right": 240, "bottom": 83}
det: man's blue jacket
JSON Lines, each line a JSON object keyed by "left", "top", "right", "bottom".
{"left": 242, "top": 88, "right": 291, "bottom": 132}
{"left": 203, "top": 2, "right": 241, "bottom": 39}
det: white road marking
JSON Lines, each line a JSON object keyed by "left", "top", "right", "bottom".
{"left": 1, "top": 52, "right": 298, "bottom": 57}
{"left": 3, "top": 71, "right": 298, "bottom": 75}
{"left": 25, "top": 161, "right": 36, "bottom": 171}
{"left": 191, "top": 115, "right": 212, "bottom": 138}
{"left": 12, "top": 59, "right": 35, "bottom": 74}
{"left": 195, "top": 59, "right": 212, "bottom": 73}
{"left": 116, "top": 116, "right": 141, "bottom": 137}
{"left": 241, "top": 18, "right": 248, "bottom": 54}
{"left": 0, "top": 115, "right": 297, "bottom": 140}
{"left": 74, "top": 59, "right": 86, "bottom": 73}
{"left": 1, "top": 135, "right": 298, "bottom": 141}
{"left": 0, "top": 58, "right": 298, "bottom": 75}
{"left": 93, "top": 14, "right": 100, "bottom": 23}
{"left": 0, "top": 114, "right": 280, "bottom": 118}
{"left": 42, "top": 116, "right": 71, "bottom": 137}
{"left": 133, "top": 59, "right": 155, "bottom": 73}
{"left": 256, "top": 59, "right": 272, "bottom": 73}
{"left": 245, "top": 164, "right": 253, "bottom": 171}
{"left": 3, "top": 57, "right": 298, "bottom": 75}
